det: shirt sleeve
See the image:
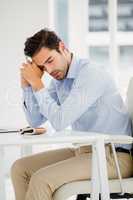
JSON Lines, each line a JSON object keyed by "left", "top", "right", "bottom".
{"left": 33, "top": 67, "right": 107, "bottom": 131}
{"left": 22, "top": 80, "right": 58, "bottom": 127}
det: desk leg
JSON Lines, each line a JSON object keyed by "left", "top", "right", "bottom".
{"left": 21, "top": 145, "right": 32, "bottom": 157}
{"left": 0, "top": 146, "right": 6, "bottom": 200}
{"left": 96, "top": 139, "right": 110, "bottom": 200}
{"left": 90, "top": 143, "right": 100, "bottom": 200}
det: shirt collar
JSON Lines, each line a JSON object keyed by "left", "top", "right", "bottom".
{"left": 66, "top": 55, "right": 79, "bottom": 79}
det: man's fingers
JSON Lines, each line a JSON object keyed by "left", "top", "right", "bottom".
{"left": 20, "top": 66, "right": 24, "bottom": 70}
{"left": 32, "top": 62, "right": 37, "bottom": 67}
{"left": 20, "top": 67, "right": 27, "bottom": 77}
{"left": 20, "top": 62, "right": 38, "bottom": 71}
{"left": 20, "top": 63, "right": 25, "bottom": 69}
{"left": 21, "top": 62, "right": 32, "bottom": 68}
{"left": 20, "top": 69, "right": 25, "bottom": 78}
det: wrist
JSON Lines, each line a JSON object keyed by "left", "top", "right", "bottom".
{"left": 21, "top": 78, "right": 30, "bottom": 88}
{"left": 21, "top": 84, "right": 30, "bottom": 89}
{"left": 32, "top": 79, "right": 44, "bottom": 91}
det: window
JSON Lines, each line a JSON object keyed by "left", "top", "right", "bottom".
{"left": 87, "top": 0, "right": 133, "bottom": 99}
{"left": 50, "top": 0, "right": 133, "bottom": 98}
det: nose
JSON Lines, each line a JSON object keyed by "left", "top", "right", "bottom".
{"left": 45, "top": 65, "right": 53, "bottom": 74}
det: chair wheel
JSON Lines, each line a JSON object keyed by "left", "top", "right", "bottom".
{"left": 76, "top": 193, "right": 133, "bottom": 199}
{"left": 110, "top": 192, "right": 133, "bottom": 199}
{"left": 76, "top": 194, "right": 90, "bottom": 200}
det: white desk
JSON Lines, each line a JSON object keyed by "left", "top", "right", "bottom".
{"left": 0, "top": 130, "right": 132, "bottom": 200}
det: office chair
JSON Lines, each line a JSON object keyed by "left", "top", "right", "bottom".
{"left": 53, "top": 78, "right": 133, "bottom": 200}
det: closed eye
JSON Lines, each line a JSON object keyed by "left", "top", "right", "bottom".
{"left": 47, "top": 59, "right": 54, "bottom": 64}
{"left": 37, "top": 65, "right": 45, "bottom": 71}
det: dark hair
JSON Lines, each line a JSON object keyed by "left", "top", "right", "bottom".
{"left": 24, "top": 28, "right": 61, "bottom": 57}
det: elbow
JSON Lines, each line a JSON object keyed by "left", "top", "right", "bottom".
{"left": 25, "top": 115, "right": 45, "bottom": 128}
{"left": 27, "top": 118, "right": 41, "bottom": 128}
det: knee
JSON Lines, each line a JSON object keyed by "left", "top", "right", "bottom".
{"left": 29, "top": 173, "right": 39, "bottom": 187}
{"left": 29, "top": 170, "right": 52, "bottom": 190}
{"left": 11, "top": 158, "right": 26, "bottom": 179}
{"left": 29, "top": 172, "right": 46, "bottom": 186}
{"left": 26, "top": 172, "right": 53, "bottom": 200}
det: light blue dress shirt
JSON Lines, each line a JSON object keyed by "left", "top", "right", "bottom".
{"left": 23, "top": 56, "right": 132, "bottom": 138}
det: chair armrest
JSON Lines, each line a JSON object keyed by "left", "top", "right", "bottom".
{"left": 58, "top": 130, "right": 133, "bottom": 145}
{"left": 103, "top": 135, "right": 133, "bottom": 145}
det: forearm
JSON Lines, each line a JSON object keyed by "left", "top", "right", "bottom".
{"left": 32, "top": 67, "right": 106, "bottom": 131}
{"left": 23, "top": 103, "right": 46, "bottom": 127}
{"left": 22, "top": 86, "right": 47, "bottom": 127}
{"left": 33, "top": 87, "right": 86, "bottom": 131}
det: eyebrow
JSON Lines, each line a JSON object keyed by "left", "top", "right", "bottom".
{"left": 32, "top": 56, "right": 53, "bottom": 69}
{"left": 43, "top": 56, "right": 53, "bottom": 65}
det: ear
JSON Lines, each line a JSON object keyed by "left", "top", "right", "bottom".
{"left": 59, "top": 41, "right": 67, "bottom": 54}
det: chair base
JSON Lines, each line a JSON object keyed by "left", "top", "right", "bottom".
{"left": 76, "top": 193, "right": 133, "bottom": 200}
{"left": 76, "top": 194, "right": 90, "bottom": 200}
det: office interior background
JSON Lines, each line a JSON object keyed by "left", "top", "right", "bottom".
{"left": 0, "top": 0, "right": 133, "bottom": 199}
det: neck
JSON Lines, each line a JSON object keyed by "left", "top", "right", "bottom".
{"left": 65, "top": 53, "right": 73, "bottom": 77}
{"left": 67, "top": 52, "right": 73, "bottom": 66}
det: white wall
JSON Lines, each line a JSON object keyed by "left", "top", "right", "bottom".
{"left": 0, "top": 0, "right": 49, "bottom": 128}
{"left": 0, "top": 0, "right": 51, "bottom": 179}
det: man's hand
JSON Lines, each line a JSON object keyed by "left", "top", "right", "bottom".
{"left": 31, "top": 62, "right": 44, "bottom": 79}
{"left": 21, "top": 76, "right": 30, "bottom": 88}
{"left": 20, "top": 62, "right": 44, "bottom": 91}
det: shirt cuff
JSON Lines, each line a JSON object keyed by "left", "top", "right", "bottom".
{"left": 22, "top": 86, "right": 33, "bottom": 96}
{"left": 22, "top": 86, "right": 32, "bottom": 92}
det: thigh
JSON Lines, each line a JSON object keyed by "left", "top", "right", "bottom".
{"left": 114, "top": 152, "right": 133, "bottom": 178}
{"left": 31, "top": 148, "right": 133, "bottom": 192}
{"left": 15, "top": 147, "right": 75, "bottom": 175}
{"left": 106, "top": 147, "right": 133, "bottom": 179}
{"left": 31, "top": 153, "right": 92, "bottom": 192}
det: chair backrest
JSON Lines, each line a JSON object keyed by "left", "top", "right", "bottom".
{"left": 127, "top": 77, "right": 133, "bottom": 155}
{"left": 127, "top": 77, "right": 133, "bottom": 127}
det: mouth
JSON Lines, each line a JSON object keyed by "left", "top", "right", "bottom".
{"left": 51, "top": 71, "right": 63, "bottom": 79}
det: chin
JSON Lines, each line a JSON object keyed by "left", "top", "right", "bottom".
{"left": 57, "top": 74, "right": 65, "bottom": 80}
{"left": 56, "top": 77, "right": 64, "bottom": 80}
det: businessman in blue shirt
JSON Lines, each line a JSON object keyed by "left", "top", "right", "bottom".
{"left": 11, "top": 28, "right": 133, "bottom": 200}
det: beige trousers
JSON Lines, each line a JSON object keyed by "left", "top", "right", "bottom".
{"left": 11, "top": 146, "right": 133, "bottom": 200}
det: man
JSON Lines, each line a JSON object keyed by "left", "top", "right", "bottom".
{"left": 11, "top": 28, "right": 133, "bottom": 200}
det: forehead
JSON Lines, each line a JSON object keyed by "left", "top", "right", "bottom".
{"left": 32, "top": 47, "right": 54, "bottom": 64}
